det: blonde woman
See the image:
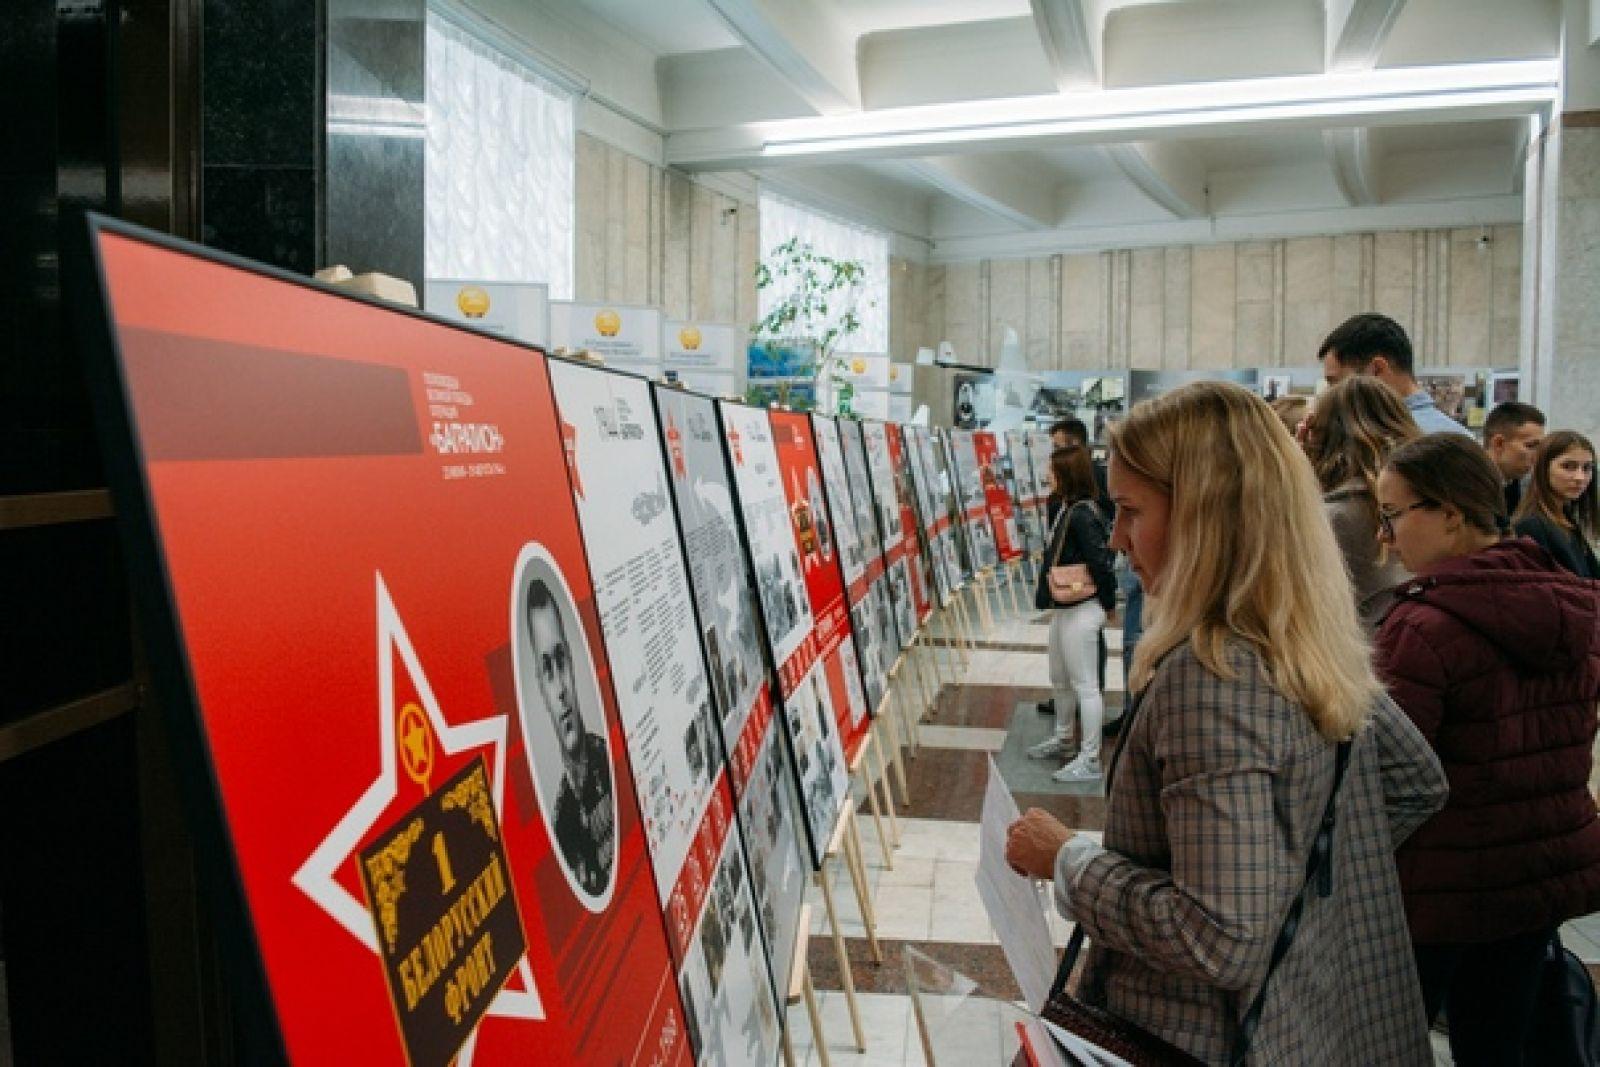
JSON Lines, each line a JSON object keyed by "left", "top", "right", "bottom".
{"left": 1006, "top": 382, "right": 1446, "bottom": 1066}
{"left": 1302, "top": 376, "right": 1422, "bottom": 631}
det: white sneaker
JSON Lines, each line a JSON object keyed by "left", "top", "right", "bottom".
{"left": 1052, "top": 755, "right": 1103, "bottom": 782}
{"left": 1027, "top": 737, "right": 1075, "bottom": 760}
{"left": 1024, "top": 739, "right": 1075, "bottom": 764}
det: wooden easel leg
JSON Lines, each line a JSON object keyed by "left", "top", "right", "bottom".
{"left": 815, "top": 864, "right": 867, "bottom": 1051}
{"left": 802, "top": 964, "right": 834, "bottom": 1067}
{"left": 881, "top": 701, "right": 913, "bottom": 808}
{"left": 841, "top": 810, "right": 884, "bottom": 963}
{"left": 857, "top": 738, "right": 893, "bottom": 871}
{"left": 872, "top": 723, "right": 902, "bottom": 845}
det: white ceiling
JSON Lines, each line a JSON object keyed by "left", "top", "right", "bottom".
{"left": 560, "top": 0, "right": 1564, "bottom": 258}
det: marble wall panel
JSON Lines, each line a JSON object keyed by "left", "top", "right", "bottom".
{"left": 943, "top": 261, "right": 986, "bottom": 366}
{"left": 1162, "top": 247, "right": 1191, "bottom": 369}
{"left": 1128, "top": 247, "right": 1165, "bottom": 370}
{"left": 1189, "top": 244, "right": 1236, "bottom": 369}
{"left": 1026, "top": 257, "right": 1056, "bottom": 369}
{"left": 1283, "top": 237, "right": 1334, "bottom": 367}
{"left": 988, "top": 258, "right": 1029, "bottom": 365}
{"left": 1447, "top": 229, "right": 1493, "bottom": 365}
{"left": 1058, "top": 253, "right": 1104, "bottom": 369}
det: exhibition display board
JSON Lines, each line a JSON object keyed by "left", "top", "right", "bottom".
{"left": 885, "top": 423, "right": 935, "bottom": 623}
{"left": 718, "top": 402, "right": 852, "bottom": 866}
{"left": 812, "top": 415, "right": 897, "bottom": 713}
{"left": 837, "top": 418, "right": 907, "bottom": 680}
{"left": 769, "top": 411, "right": 873, "bottom": 763}
{"left": 1003, "top": 430, "right": 1044, "bottom": 556}
{"left": 972, "top": 431, "right": 1022, "bottom": 563}
{"left": 546, "top": 361, "right": 782, "bottom": 1066}
{"left": 905, "top": 425, "right": 961, "bottom": 607}
{"left": 931, "top": 430, "right": 977, "bottom": 582}
{"left": 654, "top": 387, "right": 809, "bottom": 1009}
{"left": 1026, "top": 431, "right": 1054, "bottom": 531}
{"left": 77, "top": 220, "right": 691, "bottom": 1066}
{"left": 861, "top": 420, "right": 920, "bottom": 649}
{"left": 947, "top": 429, "right": 1000, "bottom": 571}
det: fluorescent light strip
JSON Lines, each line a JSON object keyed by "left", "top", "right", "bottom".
{"left": 759, "top": 59, "right": 1558, "bottom": 157}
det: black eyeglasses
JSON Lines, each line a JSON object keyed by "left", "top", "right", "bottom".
{"left": 1377, "top": 499, "right": 1436, "bottom": 540}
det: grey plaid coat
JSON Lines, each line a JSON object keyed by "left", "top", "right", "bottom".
{"left": 1061, "top": 641, "right": 1447, "bottom": 1065}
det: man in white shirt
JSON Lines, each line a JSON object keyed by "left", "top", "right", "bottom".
{"left": 1317, "top": 313, "right": 1474, "bottom": 438}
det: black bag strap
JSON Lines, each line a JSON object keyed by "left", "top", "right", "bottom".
{"left": 1046, "top": 727, "right": 1354, "bottom": 1066}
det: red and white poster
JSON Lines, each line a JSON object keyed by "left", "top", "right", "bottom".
{"left": 718, "top": 402, "right": 851, "bottom": 866}
{"left": 1003, "top": 429, "right": 1045, "bottom": 556}
{"left": 546, "top": 361, "right": 781, "bottom": 1067}
{"left": 837, "top": 419, "right": 905, "bottom": 683}
{"left": 886, "top": 423, "right": 935, "bottom": 623}
{"left": 654, "top": 386, "right": 809, "bottom": 1023}
{"left": 861, "top": 420, "right": 918, "bottom": 649}
{"left": 973, "top": 431, "right": 1022, "bottom": 563}
{"left": 948, "top": 429, "right": 1000, "bottom": 571}
{"left": 83, "top": 224, "right": 688, "bottom": 1066}
{"left": 770, "top": 411, "right": 871, "bottom": 763}
{"left": 1027, "top": 430, "right": 1054, "bottom": 532}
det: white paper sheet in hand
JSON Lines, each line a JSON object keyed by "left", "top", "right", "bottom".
{"left": 975, "top": 756, "right": 1060, "bottom": 1013}
{"left": 1042, "top": 1020, "right": 1133, "bottom": 1067}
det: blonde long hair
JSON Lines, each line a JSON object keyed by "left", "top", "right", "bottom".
{"left": 1111, "top": 381, "right": 1381, "bottom": 741}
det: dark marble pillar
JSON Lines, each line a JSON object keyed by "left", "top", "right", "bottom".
{"left": 325, "top": 0, "right": 426, "bottom": 290}
{"left": 200, "top": 0, "right": 322, "bottom": 275}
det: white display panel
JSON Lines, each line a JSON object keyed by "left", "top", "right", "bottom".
{"left": 550, "top": 301, "right": 664, "bottom": 369}
{"left": 1004, "top": 429, "right": 1044, "bottom": 556}
{"left": 861, "top": 421, "right": 918, "bottom": 649}
{"left": 718, "top": 403, "right": 851, "bottom": 864}
{"left": 546, "top": 359, "right": 779, "bottom": 1067}
{"left": 948, "top": 429, "right": 999, "bottom": 571}
{"left": 907, "top": 426, "right": 962, "bottom": 606}
{"left": 838, "top": 420, "right": 903, "bottom": 682}
{"left": 665, "top": 321, "right": 741, "bottom": 373}
{"left": 424, "top": 279, "right": 550, "bottom": 346}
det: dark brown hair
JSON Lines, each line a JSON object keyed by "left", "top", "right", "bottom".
{"left": 1516, "top": 430, "right": 1598, "bottom": 539}
{"left": 1482, "top": 401, "right": 1545, "bottom": 444}
{"left": 1383, "top": 432, "right": 1506, "bottom": 536}
{"left": 1049, "top": 445, "right": 1097, "bottom": 506}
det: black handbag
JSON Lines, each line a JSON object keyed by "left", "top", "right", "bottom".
{"left": 1042, "top": 686, "right": 1353, "bottom": 1067}
{"left": 1527, "top": 932, "right": 1600, "bottom": 1067}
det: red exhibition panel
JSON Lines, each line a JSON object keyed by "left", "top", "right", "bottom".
{"left": 87, "top": 227, "right": 689, "bottom": 1067}
{"left": 769, "top": 411, "right": 872, "bottom": 762}
{"left": 884, "top": 424, "right": 933, "bottom": 621}
{"left": 973, "top": 430, "right": 1023, "bottom": 563}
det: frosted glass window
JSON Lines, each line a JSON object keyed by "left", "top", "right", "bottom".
{"left": 759, "top": 193, "right": 889, "bottom": 353}
{"left": 426, "top": 11, "right": 575, "bottom": 298}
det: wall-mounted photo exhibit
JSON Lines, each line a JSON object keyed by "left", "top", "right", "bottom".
{"left": 884, "top": 423, "right": 935, "bottom": 624}
{"left": 549, "top": 301, "right": 664, "bottom": 374}
{"left": 906, "top": 426, "right": 963, "bottom": 606}
{"left": 769, "top": 411, "right": 873, "bottom": 761}
{"left": 717, "top": 402, "right": 852, "bottom": 867}
{"left": 947, "top": 429, "right": 1001, "bottom": 572}
{"left": 934, "top": 430, "right": 977, "bottom": 581}
{"left": 1003, "top": 430, "right": 1044, "bottom": 556}
{"left": 1030, "top": 371, "right": 1129, "bottom": 448}
{"left": 837, "top": 418, "right": 906, "bottom": 684}
{"left": 654, "top": 386, "right": 810, "bottom": 1009}
{"left": 1127, "top": 368, "right": 1258, "bottom": 405}
{"left": 811, "top": 415, "right": 895, "bottom": 714}
{"left": 75, "top": 219, "right": 690, "bottom": 1067}
{"left": 972, "top": 431, "right": 1022, "bottom": 564}
{"left": 424, "top": 279, "right": 550, "bottom": 347}
{"left": 664, "top": 321, "right": 745, "bottom": 402}
{"left": 861, "top": 420, "right": 920, "bottom": 649}
{"left": 545, "top": 360, "right": 782, "bottom": 1067}
{"left": 1025, "top": 431, "right": 1054, "bottom": 533}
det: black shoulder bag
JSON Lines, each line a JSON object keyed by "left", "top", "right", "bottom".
{"left": 1041, "top": 693, "right": 1354, "bottom": 1067}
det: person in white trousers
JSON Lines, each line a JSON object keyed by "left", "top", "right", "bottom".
{"left": 1030, "top": 446, "right": 1118, "bottom": 781}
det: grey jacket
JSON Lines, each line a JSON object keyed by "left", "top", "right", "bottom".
{"left": 1324, "top": 479, "right": 1410, "bottom": 632}
{"left": 1056, "top": 641, "right": 1447, "bottom": 1066}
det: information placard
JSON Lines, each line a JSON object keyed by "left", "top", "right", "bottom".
{"left": 861, "top": 420, "right": 919, "bottom": 649}
{"left": 906, "top": 426, "right": 962, "bottom": 606}
{"left": 948, "top": 429, "right": 1000, "bottom": 571}
{"left": 885, "top": 423, "right": 935, "bottom": 622}
{"left": 550, "top": 301, "right": 663, "bottom": 370}
{"left": 654, "top": 386, "right": 808, "bottom": 1016}
{"left": 424, "top": 279, "right": 550, "bottom": 347}
{"left": 973, "top": 431, "right": 1022, "bottom": 563}
{"left": 1003, "top": 429, "right": 1044, "bottom": 556}
{"left": 837, "top": 419, "right": 905, "bottom": 683}
{"left": 78, "top": 221, "right": 689, "bottom": 1066}
{"left": 811, "top": 415, "right": 894, "bottom": 712}
{"left": 546, "top": 361, "right": 781, "bottom": 1066}
{"left": 719, "top": 402, "right": 851, "bottom": 865}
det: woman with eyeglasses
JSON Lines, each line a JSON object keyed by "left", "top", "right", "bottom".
{"left": 1006, "top": 382, "right": 1446, "bottom": 1065}
{"left": 1373, "top": 432, "right": 1600, "bottom": 1066}
{"left": 1300, "top": 376, "right": 1421, "bottom": 632}
{"left": 1512, "top": 429, "right": 1598, "bottom": 579}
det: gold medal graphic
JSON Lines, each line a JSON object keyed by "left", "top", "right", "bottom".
{"left": 594, "top": 309, "right": 622, "bottom": 337}
{"left": 456, "top": 286, "right": 491, "bottom": 319}
{"left": 398, "top": 701, "right": 435, "bottom": 795}
{"left": 678, "top": 325, "right": 702, "bottom": 351}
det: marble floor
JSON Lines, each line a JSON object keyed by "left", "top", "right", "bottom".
{"left": 784, "top": 591, "right": 1600, "bottom": 1067}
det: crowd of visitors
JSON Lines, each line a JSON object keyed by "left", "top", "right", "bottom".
{"left": 1007, "top": 311, "right": 1600, "bottom": 1065}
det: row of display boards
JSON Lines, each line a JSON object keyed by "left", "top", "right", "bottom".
{"left": 72, "top": 217, "right": 1062, "bottom": 1067}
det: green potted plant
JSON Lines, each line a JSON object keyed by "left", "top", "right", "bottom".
{"left": 749, "top": 237, "right": 872, "bottom": 413}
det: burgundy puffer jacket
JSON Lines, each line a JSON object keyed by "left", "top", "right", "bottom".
{"left": 1374, "top": 537, "right": 1600, "bottom": 945}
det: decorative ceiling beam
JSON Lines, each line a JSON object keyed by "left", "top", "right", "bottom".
{"left": 1326, "top": 0, "right": 1409, "bottom": 70}
{"left": 1030, "top": 0, "right": 1103, "bottom": 92}
{"left": 901, "top": 156, "right": 1057, "bottom": 230}
{"left": 1102, "top": 141, "right": 1207, "bottom": 218}
{"left": 1324, "top": 127, "right": 1380, "bottom": 205}
{"left": 703, "top": 0, "right": 860, "bottom": 115}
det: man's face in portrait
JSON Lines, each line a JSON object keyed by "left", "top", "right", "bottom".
{"left": 528, "top": 601, "right": 581, "bottom": 760}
